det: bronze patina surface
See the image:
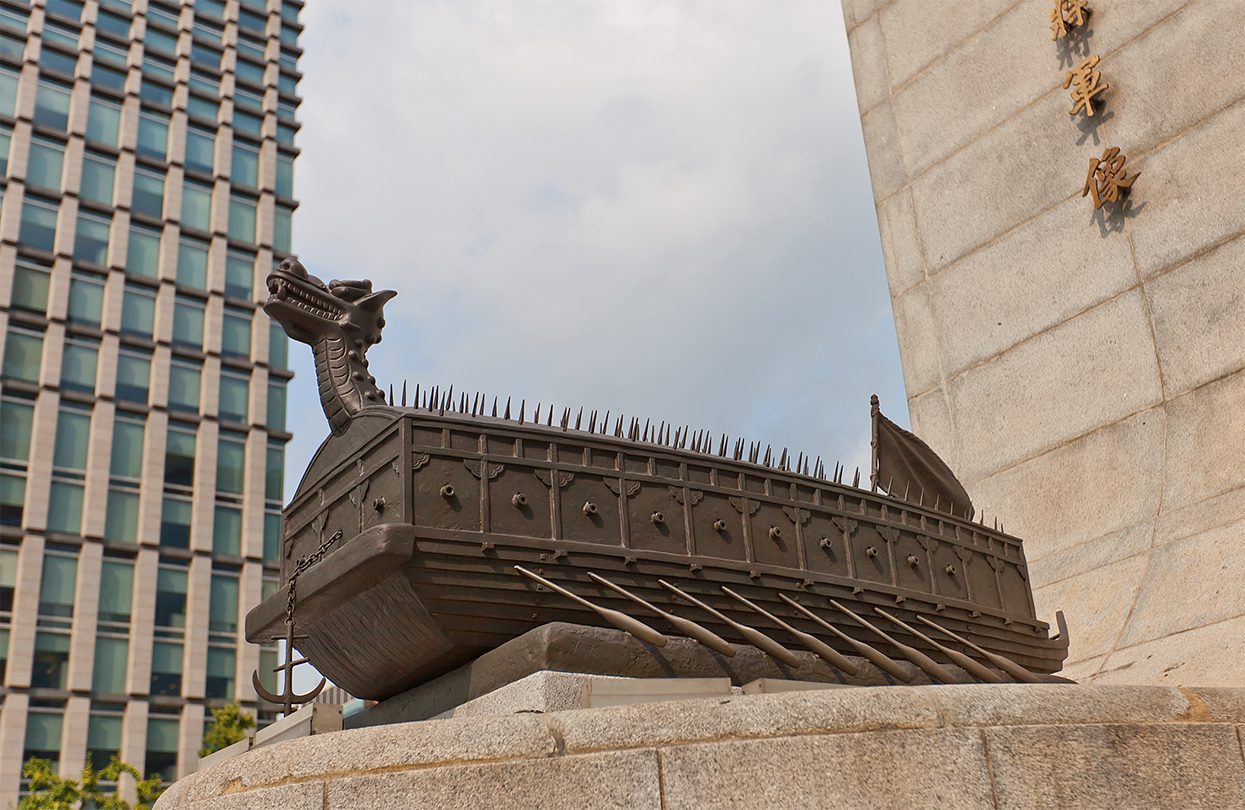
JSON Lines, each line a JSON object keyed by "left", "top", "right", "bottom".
{"left": 250, "top": 259, "right": 1070, "bottom": 703}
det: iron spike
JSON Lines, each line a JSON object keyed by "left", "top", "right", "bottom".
{"left": 402, "top": 380, "right": 408, "bottom": 407}
{"left": 614, "top": 414, "right": 623, "bottom": 436}
{"left": 777, "top": 594, "right": 914, "bottom": 682}
{"left": 814, "top": 456, "right": 823, "bottom": 479}
{"left": 447, "top": 385, "right": 454, "bottom": 410}
{"left": 534, "top": 403, "right": 541, "bottom": 424}
{"left": 602, "top": 411, "right": 610, "bottom": 434}
{"left": 429, "top": 385, "right": 437, "bottom": 411}
{"left": 519, "top": 400, "right": 525, "bottom": 424}
{"left": 514, "top": 566, "right": 667, "bottom": 647}
{"left": 413, "top": 383, "right": 420, "bottom": 409}
{"left": 562, "top": 407, "right": 571, "bottom": 431}
{"left": 886, "top": 474, "right": 895, "bottom": 494}
{"left": 576, "top": 407, "right": 583, "bottom": 430}
{"left": 918, "top": 486, "right": 926, "bottom": 506}
{"left": 674, "top": 427, "right": 682, "bottom": 448}
{"left": 902, "top": 481, "right": 911, "bottom": 501}
{"left": 763, "top": 445, "right": 772, "bottom": 467}
{"left": 994, "top": 517, "right": 998, "bottom": 531}
{"left": 587, "top": 572, "right": 735, "bottom": 657}
{"left": 829, "top": 600, "right": 959, "bottom": 684}
{"left": 933, "top": 493, "right": 941, "bottom": 512}
{"left": 548, "top": 405, "right": 554, "bottom": 427}
{"left": 779, "top": 448, "right": 788, "bottom": 470}
{"left": 796, "top": 452, "right": 804, "bottom": 473}
{"left": 472, "top": 391, "right": 479, "bottom": 415}
{"left": 722, "top": 587, "right": 857, "bottom": 676}
{"left": 588, "top": 410, "right": 596, "bottom": 432}
{"left": 658, "top": 580, "right": 801, "bottom": 668}
{"left": 853, "top": 467, "right": 860, "bottom": 488}
{"left": 916, "top": 616, "right": 1041, "bottom": 683}
{"left": 504, "top": 397, "right": 511, "bottom": 420}
{"left": 875, "top": 609, "right": 1004, "bottom": 684}
{"left": 720, "top": 435, "right": 728, "bottom": 457}
{"left": 680, "top": 426, "right": 689, "bottom": 449}
{"left": 388, "top": 383, "right": 393, "bottom": 404}
{"left": 491, "top": 396, "right": 498, "bottom": 418}
{"left": 643, "top": 419, "right": 651, "bottom": 442}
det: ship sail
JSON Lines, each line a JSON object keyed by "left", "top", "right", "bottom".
{"left": 870, "top": 395, "right": 974, "bottom": 518}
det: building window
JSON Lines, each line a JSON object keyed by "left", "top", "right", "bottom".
{"left": 231, "top": 142, "right": 258, "bottom": 188}
{"left": 93, "top": 39, "right": 127, "bottom": 69}
{"left": 26, "top": 137, "right": 65, "bottom": 191}
{"left": 235, "top": 59, "right": 264, "bottom": 88}
{"left": 47, "top": 481, "right": 84, "bottom": 534}
{"left": 136, "top": 111, "right": 170, "bottom": 161}
{"left": 96, "top": 10, "right": 130, "bottom": 38}
{"left": 159, "top": 497, "right": 191, "bottom": 548}
{"left": 120, "top": 283, "right": 156, "bottom": 338}
{"left": 87, "top": 713, "right": 124, "bottom": 771}
{"left": 132, "top": 169, "right": 165, "bottom": 219}
{"left": 167, "top": 361, "right": 201, "bottom": 414}
{"left": 109, "top": 418, "right": 144, "bottom": 480}
{"left": 155, "top": 565, "right": 187, "bottom": 628}
{"left": 0, "top": 475, "right": 25, "bottom": 526}
{"left": 273, "top": 206, "right": 292, "bottom": 254}
{"left": 40, "top": 45, "right": 78, "bottom": 76}
{"left": 216, "top": 434, "right": 245, "bottom": 495}
{"left": 53, "top": 407, "right": 91, "bottom": 472}
{"left": 0, "top": 547, "right": 16, "bottom": 611}
{"left": 114, "top": 351, "right": 151, "bottom": 404}
{"left": 265, "top": 445, "right": 284, "bottom": 502}
{"left": 149, "top": 642, "right": 182, "bottom": 697}
{"left": 73, "top": 211, "right": 111, "bottom": 266}
{"left": 10, "top": 264, "right": 51, "bottom": 314}
{"left": 98, "top": 559, "right": 133, "bottom": 623}
{"left": 68, "top": 272, "right": 105, "bottom": 325}
{"left": 0, "top": 399, "right": 34, "bottom": 462}
{"left": 45, "top": 0, "right": 84, "bottom": 22}
{"left": 219, "top": 373, "right": 249, "bottom": 423}
{"left": 31, "top": 631, "right": 71, "bottom": 688}
{"left": 209, "top": 574, "right": 238, "bottom": 634}
{"left": 268, "top": 322, "right": 288, "bottom": 369}
{"left": 232, "top": 109, "right": 262, "bottom": 137}
{"left": 171, "top": 297, "right": 205, "bottom": 349}
{"left": 19, "top": 197, "right": 59, "bottom": 253}
{"left": 125, "top": 224, "right": 161, "bottom": 279}
{"left": 181, "top": 181, "right": 212, "bottom": 232}
{"left": 220, "top": 309, "right": 251, "bottom": 359}
{"left": 213, "top": 506, "right": 241, "bottom": 556}
{"left": 185, "top": 126, "right": 215, "bottom": 174}
{"left": 275, "top": 154, "right": 294, "bottom": 198}
{"left": 87, "top": 96, "right": 122, "bottom": 146}
{"left": 2, "top": 328, "right": 43, "bottom": 383}
{"left": 145, "top": 717, "right": 179, "bottom": 782}
{"left": 163, "top": 427, "right": 196, "bottom": 488}
{"left": 267, "top": 382, "right": 286, "bottom": 432}
{"left": 81, "top": 153, "right": 116, "bottom": 205}
{"left": 61, "top": 339, "right": 98, "bottom": 393}
{"left": 228, "top": 196, "right": 257, "bottom": 244}
{"left": 205, "top": 646, "right": 235, "bottom": 699}
{"left": 91, "top": 637, "right": 128, "bottom": 694}
{"left": 23, "top": 711, "right": 63, "bottom": 769}
{"left": 104, "top": 488, "right": 138, "bottom": 543}
{"left": 0, "top": 67, "right": 18, "bottom": 116}
{"left": 176, "top": 239, "right": 208, "bottom": 289}
{"left": 0, "top": 125, "right": 11, "bottom": 173}
{"left": 187, "top": 95, "right": 218, "bottom": 123}
{"left": 93, "top": 63, "right": 127, "bottom": 94}
{"left": 263, "top": 512, "right": 281, "bottom": 561}
{"left": 34, "top": 79, "right": 72, "bottom": 131}
{"left": 225, "top": 252, "right": 253, "bottom": 301}
{"left": 38, "top": 553, "right": 77, "bottom": 618}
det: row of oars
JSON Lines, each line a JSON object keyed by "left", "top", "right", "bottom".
{"left": 390, "top": 383, "right": 998, "bottom": 527}
{"left": 514, "top": 566, "right": 1048, "bottom": 684}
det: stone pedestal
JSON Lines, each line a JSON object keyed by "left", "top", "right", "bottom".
{"left": 157, "top": 684, "right": 1245, "bottom": 808}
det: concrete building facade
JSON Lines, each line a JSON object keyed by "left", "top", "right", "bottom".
{"left": 842, "top": 0, "right": 1245, "bottom": 686}
{"left": 0, "top": 0, "right": 300, "bottom": 802}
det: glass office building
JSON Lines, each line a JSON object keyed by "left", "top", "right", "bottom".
{"left": 0, "top": 0, "right": 300, "bottom": 800}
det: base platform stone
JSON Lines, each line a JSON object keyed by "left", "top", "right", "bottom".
{"left": 158, "top": 684, "right": 1245, "bottom": 809}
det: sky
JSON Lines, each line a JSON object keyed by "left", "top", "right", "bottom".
{"left": 283, "top": 0, "right": 907, "bottom": 500}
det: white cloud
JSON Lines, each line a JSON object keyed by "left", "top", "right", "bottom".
{"left": 281, "top": 0, "right": 910, "bottom": 496}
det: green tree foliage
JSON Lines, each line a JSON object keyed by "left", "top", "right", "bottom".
{"left": 19, "top": 756, "right": 163, "bottom": 810}
{"left": 199, "top": 702, "right": 255, "bottom": 757}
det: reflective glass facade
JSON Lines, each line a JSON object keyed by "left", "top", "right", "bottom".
{"left": 0, "top": 0, "right": 300, "bottom": 800}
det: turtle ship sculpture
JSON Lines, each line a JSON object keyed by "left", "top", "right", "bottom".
{"left": 247, "top": 259, "right": 1070, "bottom": 703}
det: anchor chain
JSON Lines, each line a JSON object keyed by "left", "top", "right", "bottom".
{"left": 253, "top": 529, "right": 343, "bottom": 716}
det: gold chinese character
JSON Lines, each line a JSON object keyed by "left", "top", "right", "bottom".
{"left": 1064, "top": 55, "right": 1108, "bottom": 117}
{"left": 1082, "top": 147, "right": 1137, "bottom": 209}
{"left": 1050, "top": 0, "right": 1091, "bottom": 41}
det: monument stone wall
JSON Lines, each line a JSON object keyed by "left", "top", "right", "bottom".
{"left": 842, "top": 0, "right": 1245, "bottom": 685}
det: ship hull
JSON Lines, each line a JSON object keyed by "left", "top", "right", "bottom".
{"left": 246, "top": 407, "right": 1068, "bottom": 699}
